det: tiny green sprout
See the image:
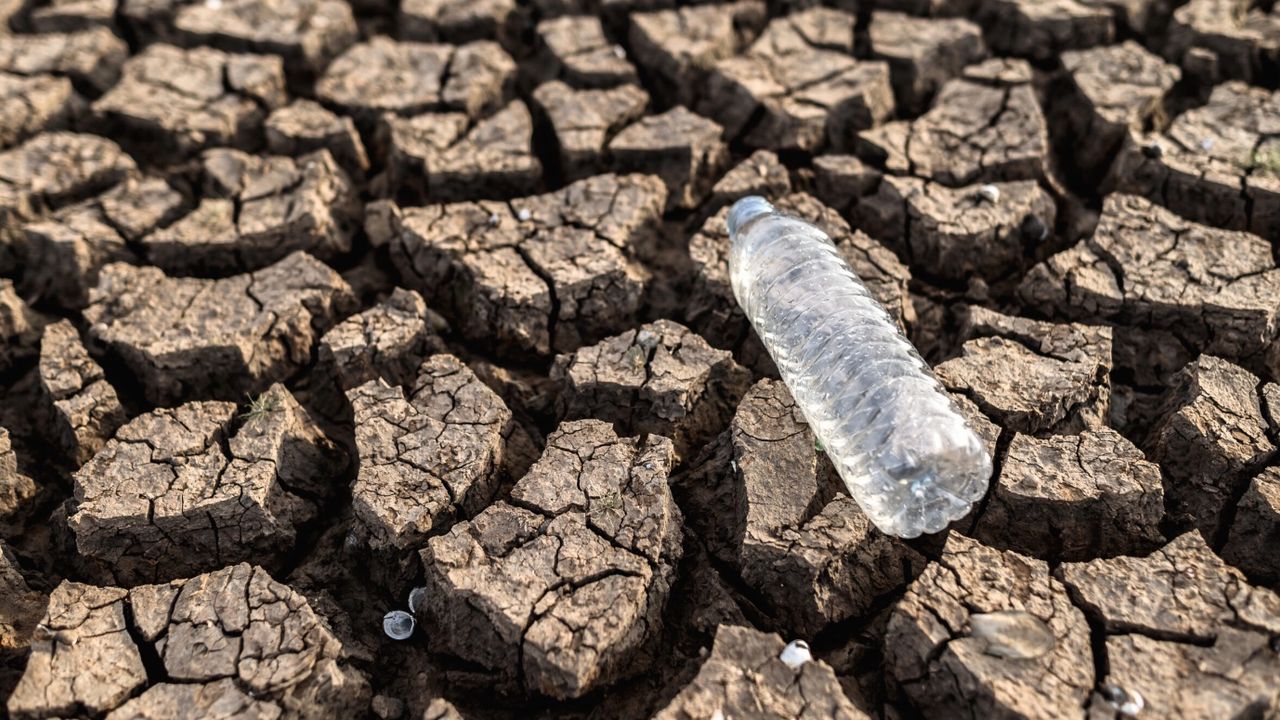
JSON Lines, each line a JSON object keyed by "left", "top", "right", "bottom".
{"left": 624, "top": 345, "right": 646, "bottom": 370}
{"left": 596, "top": 491, "right": 622, "bottom": 512}
{"left": 1249, "top": 145, "right": 1280, "bottom": 176}
{"left": 240, "top": 392, "right": 279, "bottom": 421}
{"left": 814, "top": 437, "right": 825, "bottom": 453}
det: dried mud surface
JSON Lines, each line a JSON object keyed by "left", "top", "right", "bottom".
{"left": 3, "top": 1, "right": 1280, "bottom": 719}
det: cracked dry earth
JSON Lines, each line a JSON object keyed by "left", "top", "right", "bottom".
{"left": 4, "top": 0, "right": 1280, "bottom": 719}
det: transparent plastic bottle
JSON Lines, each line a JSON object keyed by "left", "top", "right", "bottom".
{"left": 727, "top": 196, "right": 991, "bottom": 538}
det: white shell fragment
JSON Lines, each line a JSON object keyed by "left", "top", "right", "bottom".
{"left": 779, "top": 640, "right": 812, "bottom": 669}
{"left": 1100, "top": 683, "right": 1145, "bottom": 717}
{"left": 977, "top": 184, "right": 1001, "bottom": 204}
{"left": 969, "top": 610, "right": 1055, "bottom": 660}
{"left": 408, "top": 587, "right": 428, "bottom": 614}
{"left": 383, "top": 610, "right": 416, "bottom": 641}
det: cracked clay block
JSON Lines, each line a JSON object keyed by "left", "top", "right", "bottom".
{"left": 653, "top": 624, "right": 870, "bottom": 720}
{"left": 84, "top": 251, "right": 355, "bottom": 405}
{"left": 974, "top": 0, "right": 1114, "bottom": 61}
{"left": 1165, "top": 0, "right": 1280, "bottom": 85}
{"left": 858, "top": 58, "right": 1050, "bottom": 187}
{"left": 417, "top": 419, "right": 681, "bottom": 700}
{"left": 1018, "top": 194, "right": 1280, "bottom": 375}
{"left": 534, "top": 15, "right": 637, "bottom": 89}
{"left": 171, "top": 0, "right": 357, "bottom": 80}
{"left": 530, "top": 80, "right": 649, "bottom": 182}
{"left": 1144, "top": 354, "right": 1274, "bottom": 538}
{"left": 886, "top": 533, "right": 1094, "bottom": 718}
{"left": 0, "top": 73, "right": 78, "bottom": 150}
{"left": 969, "top": 427, "right": 1164, "bottom": 561}
{"left": 868, "top": 12, "right": 987, "bottom": 116}
{"left": 551, "top": 319, "right": 751, "bottom": 461}
{"left": 21, "top": 176, "right": 183, "bottom": 310}
{"left": 265, "top": 99, "right": 369, "bottom": 176}
{"left": 688, "top": 192, "right": 911, "bottom": 374}
{"left": 316, "top": 37, "right": 515, "bottom": 125}
{"left": 702, "top": 7, "right": 894, "bottom": 153}
{"left": 6, "top": 563, "right": 369, "bottom": 719}
{"left": 1222, "top": 466, "right": 1280, "bottom": 584}
{"left": 853, "top": 174, "right": 1056, "bottom": 281}
{"left": 318, "top": 287, "right": 447, "bottom": 394}
{"left": 627, "top": 1, "right": 766, "bottom": 108}
{"left": 388, "top": 173, "right": 664, "bottom": 356}
{"left": 68, "top": 383, "right": 344, "bottom": 584}
{"left": 37, "top": 319, "right": 126, "bottom": 467}
{"left": 935, "top": 306, "right": 1112, "bottom": 434}
{"left": 381, "top": 99, "right": 541, "bottom": 203}
{"left": 1061, "top": 532, "right": 1280, "bottom": 719}
{"left": 1106, "top": 82, "right": 1280, "bottom": 238}
{"left": 348, "top": 354, "right": 514, "bottom": 558}
{"left": 677, "top": 379, "right": 925, "bottom": 636}
{"left": 1, "top": 428, "right": 39, "bottom": 536}
{"left": 0, "top": 279, "right": 42, "bottom": 373}
{"left": 141, "top": 147, "right": 359, "bottom": 275}
{"left": 607, "top": 106, "right": 728, "bottom": 211}
{"left": 0, "top": 26, "right": 127, "bottom": 93}
{"left": 91, "top": 44, "right": 286, "bottom": 162}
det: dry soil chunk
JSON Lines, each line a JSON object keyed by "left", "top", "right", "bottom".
{"left": 382, "top": 99, "right": 541, "bottom": 202}
{"left": 530, "top": 80, "right": 648, "bottom": 181}
{"left": 1220, "top": 468, "right": 1280, "bottom": 586}
{"left": 418, "top": 419, "right": 682, "bottom": 699}
{"left": 316, "top": 37, "right": 515, "bottom": 124}
{"left": 688, "top": 192, "right": 912, "bottom": 372}
{"left": 886, "top": 533, "right": 1094, "bottom": 718}
{"left": 265, "top": 99, "right": 369, "bottom": 175}
{"left": 318, "top": 287, "right": 445, "bottom": 393}
{"left": 69, "top": 384, "right": 343, "bottom": 584}
{"left": 1166, "top": 0, "right": 1280, "bottom": 85}
{"left": 935, "top": 307, "right": 1112, "bottom": 434}
{"left": 859, "top": 59, "right": 1049, "bottom": 187}
{"left": 810, "top": 154, "right": 881, "bottom": 216}
{"left": 1056, "top": 41, "right": 1179, "bottom": 175}
{"left": 0, "top": 73, "right": 77, "bottom": 149}
{"left": 9, "top": 563, "right": 369, "bottom": 719}
{"left": 704, "top": 8, "right": 894, "bottom": 153}
{"left": 0, "top": 131, "right": 135, "bottom": 232}
{"left": 389, "top": 173, "right": 664, "bottom": 356}
{"left": 679, "top": 379, "right": 924, "bottom": 636}
{"left": 705, "top": 149, "right": 790, "bottom": 214}
{"left": 25, "top": 0, "right": 118, "bottom": 32}
{"left": 21, "top": 176, "right": 182, "bottom": 310}
{"left": 0, "top": 279, "right": 42, "bottom": 373}
{"left": 172, "top": 0, "right": 357, "bottom": 78}
{"left": 1019, "top": 194, "right": 1280, "bottom": 374}
{"left": 0, "top": 26, "right": 126, "bottom": 93}
{"left": 653, "top": 625, "right": 870, "bottom": 720}
{"left": 142, "top": 148, "right": 358, "bottom": 274}
{"left": 0, "top": 428, "right": 38, "bottom": 536}
{"left": 853, "top": 175, "right": 1055, "bottom": 281}
{"left": 400, "top": 0, "right": 519, "bottom": 44}
{"left": 552, "top": 319, "right": 751, "bottom": 461}
{"left": 1108, "top": 82, "right": 1280, "bottom": 237}
{"left": 348, "top": 354, "right": 513, "bottom": 555}
{"left": 92, "top": 44, "right": 286, "bottom": 161}
{"left": 1062, "top": 532, "right": 1280, "bottom": 719}
{"left": 970, "top": 428, "right": 1164, "bottom": 560}
{"left": 85, "top": 251, "right": 355, "bottom": 405}
{"left": 1145, "top": 355, "right": 1274, "bottom": 537}
{"left": 5, "top": 583, "right": 145, "bottom": 719}
{"left": 975, "top": 0, "right": 1114, "bottom": 60}
{"left": 37, "top": 320, "right": 125, "bottom": 467}
{"left": 608, "top": 106, "right": 727, "bottom": 211}
{"left": 627, "top": 1, "right": 766, "bottom": 107}
{"left": 868, "top": 12, "right": 987, "bottom": 115}
{"left": 0, "top": 541, "right": 44, "bottom": 655}
{"left": 535, "top": 15, "right": 637, "bottom": 88}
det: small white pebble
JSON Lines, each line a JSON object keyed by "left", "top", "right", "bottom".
{"left": 635, "top": 328, "right": 659, "bottom": 349}
{"left": 383, "top": 610, "right": 415, "bottom": 641}
{"left": 613, "top": 44, "right": 627, "bottom": 59}
{"left": 516, "top": 208, "right": 532, "bottom": 222}
{"left": 710, "top": 710, "right": 725, "bottom": 720}
{"left": 755, "top": 162, "right": 768, "bottom": 178}
{"left": 977, "top": 184, "right": 1000, "bottom": 204}
{"left": 1101, "top": 683, "right": 1144, "bottom": 718}
{"left": 779, "top": 639, "right": 811, "bottom": 669}
{"left": 1199, "top": 137, "right": 1215, "bottom": 151}
{"left": 488, "top": 212, "right": 501, "bottom": 226}
{"left": 730, "top": 459, "right": 739, "bottom": 474}
{"left": 408, "top": 587, "right": 428, "bottom": 614}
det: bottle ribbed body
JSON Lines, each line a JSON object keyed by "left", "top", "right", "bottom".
{"left": 727, "top": 197, "right": 991, "bottom": 538}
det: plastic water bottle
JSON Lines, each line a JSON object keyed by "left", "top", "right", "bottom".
{"left": 727, "top": 196, "right": 991, "bottom": 538}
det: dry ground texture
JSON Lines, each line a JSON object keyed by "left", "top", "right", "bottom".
{"left": 2, "top": 0, "right": 1280, "bottom": 718}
